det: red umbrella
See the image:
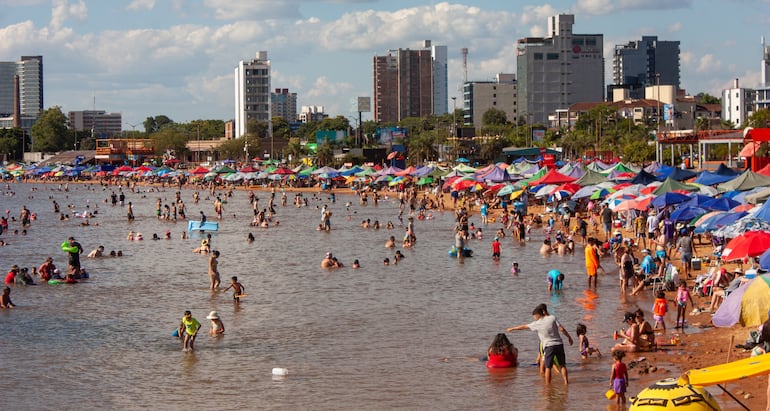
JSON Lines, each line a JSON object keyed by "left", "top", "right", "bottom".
{"left": 721, "top": 231, "right": 770, "bottom": 261}
{"left": 271, "top": 167, "right": 296, "bottom": 175}
{"left": 552, "top": 183, "right": 582, "bottom": 195}
{"left": 732, "top": 203, "right": 755, "bottom": 212}
{"left": 189, "top": 166, "right": 210, "bottom": 174}
{"left": 453, "top": 178, "right": 480, "bottom": 191}
{"left": 613, "top": 182, "right": 632, "bottom": 191}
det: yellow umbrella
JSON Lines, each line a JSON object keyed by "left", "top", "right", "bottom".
{"left": 509, "top": 190, "right": 524, "bottom": 200}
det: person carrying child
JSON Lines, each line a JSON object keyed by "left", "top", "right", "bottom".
{"left": 608, "top": 351, "right": 629, "bottom": 408}
{"left": 576, "top": 323, "right": 601, "bottom": 359}
{"left": 223, "top": 276, "right": 245, "bottom": 303}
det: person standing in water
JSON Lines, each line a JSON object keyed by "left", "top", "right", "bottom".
{"left": 208, "top": 250, "right": 221, "bottom": 290}
{"left": 179, "top": 310, "right": 201, "bottom": 352}
{"left": 506, "top": 304, "right": 573, "bottom": 385}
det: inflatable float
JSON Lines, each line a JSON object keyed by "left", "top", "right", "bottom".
{"left": 60, "top": 241, "right": 79, "bottom": 253}
{"left": 629, "top": 378, "right": 720, "bottom": 410}
{"left": 187, "top": 220, "right": 219, "bottom": 231}
{"left": 448, "top": 246, "right": 473, "bottom": 257}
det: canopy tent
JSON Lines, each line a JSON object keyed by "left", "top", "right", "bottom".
{"left": 717, "top": 170, "right": 770, "bottom": 193}
{"left": 574, "top": 169, "right": 608, "bottom": 186}
{"left": 694, "top": 163, "right": 740, "bottom": 185}
{"left": 652, "top": 177, "right": 699, "bottom": 196}
{"left": 630, "top": 170, "right": 660, "bottom": 185}
{"left": 479, "top": 167, "right": 513, "bottom": 182}
{"left": 598, "top": 162, "right": 638, "bottom": 176}
{"left": 530, "top": 169, "right": 577, "bottom": 185}
{"left": 666, "top": 167, "right": 698, "bottom": 181}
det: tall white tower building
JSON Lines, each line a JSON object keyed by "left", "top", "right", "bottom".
{"left": 234, "top": 51, "right": 271, "bottom": 138}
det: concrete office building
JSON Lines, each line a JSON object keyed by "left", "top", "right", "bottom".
{"left": 373, "top": 40, "right": 448, "bottom": 123}
{"left": 611, "top": 36, "right": 680, "bottom": 100}
{"left": 234, "top": 51, "right": 271, "bottom": 138}
{"left": 516, "top": 14, "right": 604, "bottom": 125}
{"left": 462, "top": 73, "right": 517, "bottom": 128}
{"left": 271, "top": 88, "right": 297, "bottom": 122}
{"left": 68, "top": 110, "right": 122, "bottom": 137}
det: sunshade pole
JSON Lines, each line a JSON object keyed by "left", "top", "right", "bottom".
{"left": 715, "top": 384, "right": 750, "bottom": 410}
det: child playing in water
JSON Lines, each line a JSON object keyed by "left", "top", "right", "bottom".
{"left": 206, "top": 311, "right": 225, "bottom": 336}
{"left": 1, "top": 286, "right": 15, "bottom": 308}
{"left": 608, "top": 350, "right": 629, "bottom": 407}
{"left": 675, "top": 280, "right": 693, "bottom": 329}
{"left": 576, "top": 323, "right": 601, "bottom": 359}
{"left": 222, "top": 276, "right": 245, "bottom": 303}
{"left": 510, "top": 261, "right": 520, "bottom": 275}
{"left": 178, "top": 310, "right": 200, "bottom": 352}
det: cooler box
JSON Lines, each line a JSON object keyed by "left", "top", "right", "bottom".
{"left": 691, "top": 258, "right": 702, "bottom": 271}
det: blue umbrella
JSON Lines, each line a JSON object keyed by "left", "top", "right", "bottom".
{"left": 682, "top": 194, "right": 716, "bottom": 208}
{"left": 651, "top": 192, "right": 690, "bottom": 209}
{"left": 697, "top": 211, "right": 750, "bottom": 234}
{"left": 669, "top": 206, "right": 706, "bottom": 223}
{"left": 456, "top": 157, "right": 470, "bottom": 163}
{"left": 702, "top": 197, "right": 741, "bottom": 212}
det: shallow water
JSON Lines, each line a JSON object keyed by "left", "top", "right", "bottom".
{"left": 0, "top": 182, "right": 696, "bottom": 410}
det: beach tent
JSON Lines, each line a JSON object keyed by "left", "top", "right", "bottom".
{"left": 717, "top": 170, "right": 770, "bottom": 192}
{"left": 652, "top": 177, "right": 699, "bottom": 196}
{"left": 712, "top": 274, "right": 770, "bottom": 327}
{"left": 479, "top": 167, "right": 513, "bottom": 182}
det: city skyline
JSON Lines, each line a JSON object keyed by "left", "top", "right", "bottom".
{"left": 1, "top": 1, "right": 769, "bottom": 130}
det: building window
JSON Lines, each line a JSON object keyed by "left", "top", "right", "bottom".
{"left": 534, "top": 53, "right": 543, "bottom": 60}
{"left": 547, "top": 53, "right": 559, "bottom": 60}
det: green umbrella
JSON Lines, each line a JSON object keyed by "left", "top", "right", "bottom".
{"left": 416, "top": 176, "right": 434, "bottom": 186}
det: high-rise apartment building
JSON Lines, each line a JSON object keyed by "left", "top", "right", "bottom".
{"left": 373, "top": 40, "right": 448, "bottom": 123}
{"left": 756, "top": 37, "right": 770, "bottom": 112}
{"left": 68, "top": 110, "right": 122, "bottom": 137}
{"left": 271, "top": 88, "right": 297, "bottom": 122}
{"left": 234, "top": 51, "right": 271, "bottom": 138}
{"left": 611, "top": 36, "right": 680, "bottom": 99}
{"left": 516, "top": 15, "right": 604, "bottom": 125}
{"left": 0, "top": 55, "right": 43, "bottom": 118}
{"left": 462, "top": 73, "right": 517, "bottom": 127}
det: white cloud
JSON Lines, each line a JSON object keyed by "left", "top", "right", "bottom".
{"left": 696, "top": 54, "right": 720, "bottom": 74}
{"left": 202, "top": 0, "right": 302, "bottom": 20}
{"left": 126, "top": 0, "right": 155, "bottom": 11}
{"left": 667, "top": 22, "right": 682, "bottom": 33}
{"left": 681, "top": 51, "right": 695, "bottom": 66}
{"left": 50, "top": 0, "right": 87, "bottom": 31}
{"left": 574, "top": 0, "right": 693, "bottom": 15}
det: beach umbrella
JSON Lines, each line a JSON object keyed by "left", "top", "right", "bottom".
{"left": 701, "top": 197, "right": 741, "bottom": 212}
{"left": 713, "top": 275, "right": 770, "bottom": 327}
{"left": 589, "top": 187, "right": 615, "bottom": 200}
{"left": 456, "top": 157, "right": 470, "bottom": 163}
{"left": 690, "top": 210, "right": 724, "bottom": 229}
{"left": 696, "top": 211, "right": 749, "bottom": 234}
{"left": 721, "top": 230, "right": 770, "bottom": 261}
{"left": 732, "top": 203, "right": 755, "bottom": 212}
{"left": 534, "top": 184, "right": 558, "bottom": 198}
{"left": 668, "top": 206, "right": 706, "bottom": 223}
{"left": 454, "top": 178, "right": 480, "bottom": 191}
{"left": 547, "top": 190, "right": 572, "bottom": 203}
{"left": 650, "top": 192, "right": 690, "bottom": 209}
{"left": 416, "top": 176, "right": 434, "bottom": 186}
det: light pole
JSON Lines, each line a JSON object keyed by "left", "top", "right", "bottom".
{"left": 451, "top": 97, "right": 457, "bottom": 161}
{"left": 124, "top": 122, "right": 138, "bottom": 137}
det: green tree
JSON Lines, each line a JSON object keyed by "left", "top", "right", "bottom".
{"left": 621, "top": 138, "right": 655, "bottom": 164}
{"left": 0, "top": 128, "right": 24, "bottom": 160}
{"left": 482, "top": 108, "right": 508, "bottom": 126}
{"left": 272, "top": 117, "right": 291, "bottom": 139}
{"left": 695, "top": 93, "right": 721, "bottom": 105}
{"left": 284, "top": 137, "right": 305, "bottom": 165}
{"left": 150, "top": 128, "right": 189, "bottom": 158}
{"left": 247, "top": 119, "right": 269, "bottom": 138}
{"left": 218, "top": 136, "right": 260, "bottom": 161}
{"left": 406, "top": 130, "right": 439, "bottom": 164}
{"left": 747, "top": 108, "right": 770, "bottom": 128}
{"left": 315, "top": 141, "right": 334, "bottom": 166}
{"left": 143, "top": 115, "right": 174, "bottom": 133}
{"left": 31, "top": 106, "right": 69, "bottom": 152}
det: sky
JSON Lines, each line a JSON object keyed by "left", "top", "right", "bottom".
{"left": 1, "top": 0, "right": 769, "bottom": 130}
